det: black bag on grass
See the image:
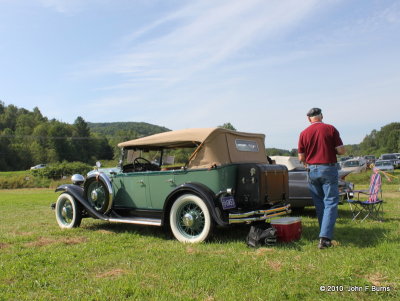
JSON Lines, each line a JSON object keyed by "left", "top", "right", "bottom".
{"left": 246, "top": 223, "right": 277, "bottom": 248}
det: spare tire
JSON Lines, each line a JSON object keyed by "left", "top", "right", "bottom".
{"left": 85, "top": 176, "right": 112, "bottom": 214}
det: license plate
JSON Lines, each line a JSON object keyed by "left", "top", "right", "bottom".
{"left": 221, "top": 196, "right": 236, "bottom": 210}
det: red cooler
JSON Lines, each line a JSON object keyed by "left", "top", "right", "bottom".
{"left": 271, "top": 217, "right": 302, "bottom": 242}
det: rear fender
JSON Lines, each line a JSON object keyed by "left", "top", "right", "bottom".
{"left": 163, "top": 182, "right": 227, "bottom": 227}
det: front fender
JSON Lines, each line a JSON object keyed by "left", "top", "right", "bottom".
{"left": 55, "top": 184, "right": 108, "bottom": 220}
{"left": 163, "top": 182, "right": 227, "bottom": 226}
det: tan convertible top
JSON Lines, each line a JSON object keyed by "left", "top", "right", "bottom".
{"left": 118, "top": 127, "right": 268, "bottom": 169}
{"left": 118, "top": 128, "right": 219, "bottom": 149}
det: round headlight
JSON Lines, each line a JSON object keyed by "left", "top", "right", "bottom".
{"left": 71, "top": 174, "right": 85, "bottom": 185}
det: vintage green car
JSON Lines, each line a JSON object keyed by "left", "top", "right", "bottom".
{"left": 53, "top": 128, "right": 290, "bottom": 243}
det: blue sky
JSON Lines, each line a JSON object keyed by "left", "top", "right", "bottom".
{"left": 1, "top": 0, "right": 399, "bottom": 150}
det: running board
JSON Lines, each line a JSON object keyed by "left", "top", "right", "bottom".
{"left": 107, "top": 217, "right": 162, "bottom": 226}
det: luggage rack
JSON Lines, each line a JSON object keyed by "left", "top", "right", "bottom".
{"left": 228, "top": 204, "right": 291, "bottom": 224}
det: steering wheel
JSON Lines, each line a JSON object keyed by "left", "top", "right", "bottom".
{"left": 133, "top": 157, "right": 152, "bottom": 171}
{"left": 134, "top": 157, "right": 151, "bottom": 165}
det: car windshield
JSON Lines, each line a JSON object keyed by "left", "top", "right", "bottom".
{"left": 376, "top": 161, "right": 390, "bottom": 166}
{"left": 381, "top": 154, "right": 396, "bottom": 160}
{"left": 343, "top": 160, "right": 360, "bottom": 167}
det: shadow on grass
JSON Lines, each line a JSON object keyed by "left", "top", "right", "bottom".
{"left": 83, "top": 221, "right": 171, "bottom": 240}
{"left": 291, "top": 206, "right": 392, "bottom": 248}
{"left": 79, "top": 205, "right": 392, "bottom": 248}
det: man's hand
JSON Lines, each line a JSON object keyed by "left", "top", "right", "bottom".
{"left": 336, "top": 145, "right": 346, "bottom": 155}
{"left": 298, "top": 153, "right": 307, "bottom": 167}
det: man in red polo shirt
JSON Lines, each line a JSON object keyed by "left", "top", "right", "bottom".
{"left": 298, "top": 108, "right": 346, "bottom": 249}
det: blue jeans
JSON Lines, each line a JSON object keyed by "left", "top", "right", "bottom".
{"left": 308, "top": 164, "right": 339, "bottom": 240}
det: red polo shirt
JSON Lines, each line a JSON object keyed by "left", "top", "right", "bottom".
{"left": 298, "top": 122, "right": 343, "bottom": 164}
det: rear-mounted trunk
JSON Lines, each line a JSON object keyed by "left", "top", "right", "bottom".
{"left": 235, "top": 163, "right": 289, "bottom": 209}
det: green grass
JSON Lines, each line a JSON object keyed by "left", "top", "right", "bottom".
{"left": 0, "top": 188, "right": 399, "bottom": 300}
{"left": 346, "top": 169, "right": 400, "bottom": 187}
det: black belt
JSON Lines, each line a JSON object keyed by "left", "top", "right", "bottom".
{"left": 308, "top": 163, "right": 336, "bottom": 166}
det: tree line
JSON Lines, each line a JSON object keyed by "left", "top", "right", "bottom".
{"left": 0, "top": 102, "right": 398, "bottom": 171}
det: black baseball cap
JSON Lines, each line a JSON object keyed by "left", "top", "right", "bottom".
{"left": 307, "top": 107, "right": 322, "bottom": 117}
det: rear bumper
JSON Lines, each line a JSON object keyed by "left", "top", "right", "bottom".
{"left": 228, "top": 204, "right": 291, "bottom": 224}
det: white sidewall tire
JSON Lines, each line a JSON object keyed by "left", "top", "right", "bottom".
{"left": 55, "top": 193, "right": 82, "bottom": 229}
{"left": 169, "top": 194, "right": 213, "bottom": 243}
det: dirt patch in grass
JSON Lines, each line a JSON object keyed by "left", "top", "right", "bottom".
{"left": 186, "top": 246, "right": 198, "bottom": 254}
{"left": 13, "top": 231, "right": 34, "bottom": 236}
{"left": 0, "top": 242, "right": 11, "bottom": 249}
{"left": 266, "top": 260, "right": 283, "bottom": 271}
{"left": 365, "top": 272, "right": 389, "bottom": 286}
{"left": 62, "top": 237, "right": 88, "bottom": 245}
{"left": 255, "top": 247, "right": 275, "bottom": 256}
{"left": 186, "top": 246, "right": 228, "bottom": 256}
{"left": 96, "top": 269, "right": 127, "bottom": 279}
{"left": 24, "top": 236, "right": 87, "bottom": 247}
{"left": 25, "top": 237, "right": 55, "bottom": 247}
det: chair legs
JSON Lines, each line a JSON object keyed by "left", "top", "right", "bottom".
{"left": 348, "top": 200, "right": 384, "bottom": 222}
{"left": 360, "top": 202, "right": 384, "bottom": 222}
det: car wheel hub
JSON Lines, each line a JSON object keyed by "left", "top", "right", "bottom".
{"left": 182, "top": 213, "right": 195, "bottom": 227}
{"left": 91, "top": 190, "right": 98, "bottom": 201}
{"left": 61, "top": 202, "right": 72, "bottom": 221}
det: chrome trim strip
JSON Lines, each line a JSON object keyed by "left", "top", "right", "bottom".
{"left": 107, "top": 217, "right": 161, "bottom": 226}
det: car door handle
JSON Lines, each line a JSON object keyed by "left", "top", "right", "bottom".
{"left": 137, "top": 180, "right": 145, "bottom": 185}
{"left": 166, "top": 179, "right": 175, "bottom": 184}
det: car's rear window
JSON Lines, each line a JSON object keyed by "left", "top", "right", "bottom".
{"left": 235, "top": 139, "right": 259, "bottom": 152}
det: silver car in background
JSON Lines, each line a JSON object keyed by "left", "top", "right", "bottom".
{"left": 379, "top": 153, "right": 400, "bottom": 169}
{"left": 374, "top": 160, "right": 394, "bottom": 171}
{"left": 270, "top": 156, "right": 354, "bottom": 209}
{"left": 340, "top": 158, "right": 367, "bottom": 174}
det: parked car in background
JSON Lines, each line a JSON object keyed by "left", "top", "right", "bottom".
{"left": 374, "top": 160, "right": 394, "bottom": 171}
{"left": 339, "top": 156, "right": 352, "bottom": 162}
{"left": 52, "top": 128, "right": 290, "bottom": 243}
{"left": 340, "top": 158, "right": 367, "bottom": 173}
{"left": 364, "top": 155, "right": 376, "bottom": 167}
{"left": 30, "top": 164, "right": 46, "bottom": 170}
{"left": 270, "top": 156, "right": 354, "bottom": 209}
{"left": 379, "top": 153, "right": 400, "bottom": 169}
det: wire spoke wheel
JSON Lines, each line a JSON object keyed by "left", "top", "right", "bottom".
{"left": 170, "top": 194, "right": 213, "bottom": 243}
{"left": 86, "top": 179, "right": 110, "bottom": 213}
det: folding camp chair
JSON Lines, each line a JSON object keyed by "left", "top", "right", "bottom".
{"left": 347, "top": 169, "right": 384, "bottom": 221}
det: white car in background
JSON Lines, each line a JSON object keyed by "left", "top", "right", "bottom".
{"left": 340, "top": 158, "right": 367, "bottom": 174}
{"left": 30, "top": 164, "right": 46, "bottom": 170}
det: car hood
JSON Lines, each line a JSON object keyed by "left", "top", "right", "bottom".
{"left": 87, "top": 167, "right": 121, "bottom": 177}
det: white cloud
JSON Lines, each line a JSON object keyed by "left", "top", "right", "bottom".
{"left": 77, "top": 0, "right": 324, "bottom": 87}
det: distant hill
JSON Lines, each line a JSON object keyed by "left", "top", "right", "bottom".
{"left": 88, "top": 122, "right": 170, "bottom": 138}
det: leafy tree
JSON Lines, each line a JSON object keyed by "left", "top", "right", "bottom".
{"left": 48, "top": 121, "right": 73, "bottom": 162}
{"left": 219, "top": 122, "right": 237, "bottom": 131}
{"left": 72, "top": 116, "right": 91, "bottom": 162}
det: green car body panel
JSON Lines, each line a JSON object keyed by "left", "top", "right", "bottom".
{"left": 111, "top": 165, "right": 237, "bottom": 210}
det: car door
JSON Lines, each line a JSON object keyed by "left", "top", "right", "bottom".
{"left": 112, "top": 173, "right": 149, "bottom": 209}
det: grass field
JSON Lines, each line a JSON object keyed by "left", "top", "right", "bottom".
{"left": 0, "top": 183, "right": 399, "bottom": 300}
